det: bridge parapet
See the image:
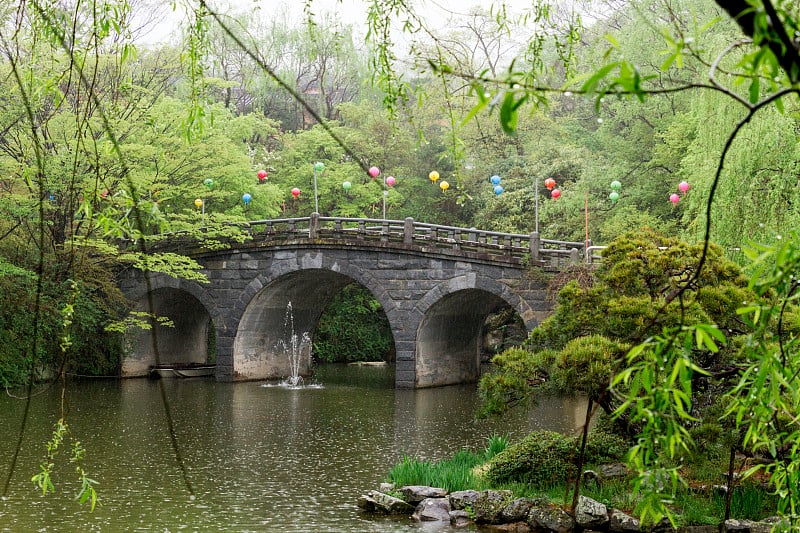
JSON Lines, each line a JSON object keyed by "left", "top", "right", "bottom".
{"left": 242, "top": 214, "right": 589, "bottom": 269}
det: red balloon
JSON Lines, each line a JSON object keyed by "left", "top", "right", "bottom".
{"left": 544, "top": 178, "right": 556, "bottom": 190}
{"left": 551, "top": 188, "right": 561, "bottom": 200}
{"left": 257, "top": 170, "right": 267, "bottom": 180}
{"left": 291, "top": 187, "right": 301, "bottom": 198}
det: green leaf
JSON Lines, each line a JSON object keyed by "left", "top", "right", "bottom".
{"left": 499, "top": 91, "right": 520, "bottom": 135}
{"left": 748, "top": 78, "right": 760, "bottom": 104}
{"left": 604, "top": 33, "right": 620, "bottom": 48}
{"left": 580, "top": 62, "right": 619, "bottom": 94}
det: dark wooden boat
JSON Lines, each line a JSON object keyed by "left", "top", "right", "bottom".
{"left": 149, "top": 363, "right": 215, "bottom": 379}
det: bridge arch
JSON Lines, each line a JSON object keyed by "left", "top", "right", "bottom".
{"left": 231, "top": 260, "right": 400, "bottom": 381}
{"left": 121, "top": 275, "right": 217, "bottom": 377}
{"left": 412, "top": 274, "right": 534, "bottom": 388}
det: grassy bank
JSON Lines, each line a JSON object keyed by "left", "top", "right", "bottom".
{"left": 385, "top": 433, "right": 777, "bottom": 527}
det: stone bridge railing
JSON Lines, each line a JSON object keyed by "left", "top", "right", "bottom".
{"left": 236, "top": 214, "right": 594, "bottom": 267}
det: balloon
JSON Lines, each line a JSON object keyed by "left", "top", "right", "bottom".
{"left": 678, "top": 181, "right": 690, "bottom": 193}
{"left": 203, "top": 178, "right": 214, "bottom": 189}
{"left": 610, "top": 180, "right": 622, "bottom": 191}
{"left": 314, "top": 162, "right": 325, "bottom": 172}
{"left": 669, "top": 193, "right": 680, "bottom": 205}
{"left": 544, "top": 178, "right": 556, "bottom": 190}
{"left": 440, "top": 181, "right": 449, "bottom": 192}
{"left": 490, "top": 175, "right": 501, "bottom": 185}
{"left": 291, "top": 187, "right": 301, "bottom": 198}
{"left": 342, "top": 181, "right": 352, "bottom": 191}
{"left": 368, "top": 166, "right": 380, "bottom": 178}
{"left": 386, "top": 176, "right": 396, "bottom": 187}
{"left": 551, "top": 188, "right": 561, "bottom": 200}
{"left": 257, "top": 170, "right": 267, "bottom": 180}
{"left": 494, "top": 185, "right": 504, "bottom": 196}
{"left": 609, "top": 191, "right": 620, "bottom": 203}
{"left": 429, "top": 171, "right": 439, "bottom": 182}
{"left": 194, "top": 198, "right": 203, "bottom": 208}
{"left": 242, "top": 193, "right": 252, "bottom": 205}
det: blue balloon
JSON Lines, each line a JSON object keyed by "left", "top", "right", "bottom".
{"left": 490, "top": 175, "right": 501, "bottom": 185}
{"left": 494, "top": 185, "right": 504, "bottom": 196}
{"left": 242, "top": 193, "right": 252, "bottom": 205}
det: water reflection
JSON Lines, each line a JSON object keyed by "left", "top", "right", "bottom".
{"left": 0, "top": 365, "right": 587, "bottom": 532}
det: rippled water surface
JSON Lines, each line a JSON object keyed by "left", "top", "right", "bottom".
{"left": 0, "top": 365, "right": 586, "bottom": 532}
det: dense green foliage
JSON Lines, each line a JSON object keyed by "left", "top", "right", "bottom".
{"left": 480, "top": 229, "right": 753, "bottom": 418}
{"left": 313, "top": 284, "right": 392, "bottom": 363}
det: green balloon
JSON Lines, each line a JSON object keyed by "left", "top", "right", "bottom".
{"left": 203, "top": 178, "right": 214, "bottom": 189}
{"left": 610, "top": 180, "right": 622, "bottom": 191}
{"left": 609, "top": 191, "right": 620, "bottom": 203}
{"left": 342, "top": 181, "right": 351, "bottom": 191}
{"left": 314, "top": 162, "right": 325, "bottom": 172}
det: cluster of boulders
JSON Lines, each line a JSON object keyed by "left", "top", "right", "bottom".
{"left": 357, "top": 484, "right": 782, "bottom": 532}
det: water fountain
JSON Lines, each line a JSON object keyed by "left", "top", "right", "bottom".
{"left": 263, "top": 302, "right": 322, "bottom": 389}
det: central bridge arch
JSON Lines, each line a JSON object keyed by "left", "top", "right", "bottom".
{"left": 233, "top": 267, "right": 395, "bottom": 380}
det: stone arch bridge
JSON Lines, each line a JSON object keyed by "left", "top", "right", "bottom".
{"left": 118, "top": 215, "right": 594, "bottom": 388}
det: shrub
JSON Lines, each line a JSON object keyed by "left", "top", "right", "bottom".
{"left": 584, "top": 429, "right": 630, "bottom": 464}
{"left": 484, "top": 431, "right": 579, "bottom": 488}
{"left": 483, "top": 429, "right": 629, "bottom": 488}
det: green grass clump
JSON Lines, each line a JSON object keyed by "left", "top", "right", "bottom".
{"left": 387, "top": 449, "right": 484, "bottom": 492}
{"left": 484, "top": 434, "right": 510, "bottom": 460}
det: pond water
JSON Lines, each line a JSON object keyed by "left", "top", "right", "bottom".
{"left": 0, "top": 365, "right": 586, "bottom": 532}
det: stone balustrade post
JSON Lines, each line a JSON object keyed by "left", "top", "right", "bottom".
{"left": 404, "top": 217, "right": 414, "bottom": 245}
{"left": 310, "top": 212, "right": 320, "bottom": 239}
{"left": 530, "top": 231, "right": 540, "bottom": 263}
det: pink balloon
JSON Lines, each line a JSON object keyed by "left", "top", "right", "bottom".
{"left": 678, "top": 181, "right": 690, "bottom": 193}
{"left": 291, "top": 187, "right": 301, "bottom": 198}
{"left": 368, "top": 166, "right": 380, "bottom": 178}
{"left": 551, "top": 189, "right": 561, "bottom": 200}
{"left": 669, "top": 193, "right": 680, "bottom": 205}
{"left": 386, "top": 176, "right": 395, "bottom": 187}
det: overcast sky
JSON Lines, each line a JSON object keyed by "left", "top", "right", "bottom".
{"left": 137, "top": 0, "right": 539, "bottom": 46}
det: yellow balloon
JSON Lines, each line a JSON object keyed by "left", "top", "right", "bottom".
{"left": 429, "top": 171, "right": 439, "bottom": 182}
{"left": 194, "top": 198, "right": 203, "bottom": 208}
{"left": 440, "top": 181, "right": 449, "bottom": 191}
